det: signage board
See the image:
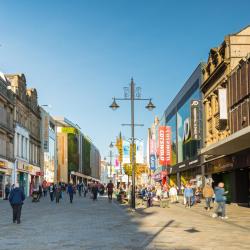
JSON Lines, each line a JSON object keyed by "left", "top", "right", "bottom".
{"left": 191, "top": 100, "right": 200, "bottom": 140}
{"left": 158, "top": 126, "right": 171, "bottom": 166}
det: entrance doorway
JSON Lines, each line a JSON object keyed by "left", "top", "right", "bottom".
{"left": 235, "top": 168, "right": 250, "bottom": 205}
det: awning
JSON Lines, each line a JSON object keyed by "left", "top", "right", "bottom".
{"left": 201, "top": 126, "right": 250, "bottom": 156}
{"left": 70, "top": 171, "right": 95, "bottom": 180}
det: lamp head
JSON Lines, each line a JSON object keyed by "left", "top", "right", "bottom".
{"left": 145, "top": 99, "right": 156, "bottom": 111}
{"left": 109, "top": 98, "right": 119, "bottom": 110}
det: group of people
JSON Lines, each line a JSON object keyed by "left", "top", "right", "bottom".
{"left": 137, "top": 182, "right": 229, "bottom": 218}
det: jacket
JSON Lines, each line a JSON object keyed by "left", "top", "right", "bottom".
{"left": 67, "top": 185, "right": 74, "bottom": 194}
{"left": 184, "top": 187, "right": 193, "bottom": 198}
{"left": 202, "top": 185, "right": 214, "bottom": 198}
{"left": 215, "top": 187, "right": 226, "bottom": 202}
{"left": 9, "top": 187, "right": 25, "bottom": 205}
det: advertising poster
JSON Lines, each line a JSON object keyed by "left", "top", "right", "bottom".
{"left": 123, "top": 140, "right": 130, "bottom": 164}
{"left": 158, "top": 126, "right": 171, "bottom": 166}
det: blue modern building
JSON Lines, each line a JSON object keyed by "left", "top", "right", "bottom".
{"left": 164, "top": 63, "right": 205, "bottom": 188}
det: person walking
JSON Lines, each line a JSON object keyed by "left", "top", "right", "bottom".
{"left": 184, "top": 184, "right": 193, "bottom": 208}
{"left": 169, "top": 186, "right": 178, "bottom": 203}
{"left": 4, "top": 183, "right": 10, "bottom": 200}
{"left": 49, "top": 183, "right": 54, "bottom": 202}
{"left": 55, "top": 185, "right": 61, "bottom": 203}
{"left": 203, "top": 183, "right": 214, "bottom": 210}
{"left": 107, "top": 180, "right": 114, "bottom": 202}
{"left": 67, "top": 183, "right": 74, "bottom": 203}
{"left": 9, "top": 183, "right": 25, "bottom": 224}
{"left": 213, "top": 182, "right": 228, "bottom": 219}
{"left": 83, "top": 183, "right": 88, "bottom": 197}
{"left": 92, "top": 181, "right": 98, "bottom": 201}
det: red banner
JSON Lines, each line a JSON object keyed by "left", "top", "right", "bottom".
{"left": 158, "top": 126, "right": 171, "bottom": 166}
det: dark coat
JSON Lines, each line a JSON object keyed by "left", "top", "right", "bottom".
{"left": 9, "top": 187, "right": 25, "bottom": 205}
{"left": 67, "top": 185, "right": 74, "bottom": 194}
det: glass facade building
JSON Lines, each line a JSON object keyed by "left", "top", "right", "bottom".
{"left": 164, "top": 63, "right": 204, "bottom": 186}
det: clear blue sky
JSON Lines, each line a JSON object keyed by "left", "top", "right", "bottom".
{"left": 0, "top": 0, "right": 249, "bottom": 158}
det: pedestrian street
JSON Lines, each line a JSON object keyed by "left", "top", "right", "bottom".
{"left": 0, "top": 193, "right": 250, "bottom": 250}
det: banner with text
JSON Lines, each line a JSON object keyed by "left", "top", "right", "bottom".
{"left": 158, "top": 126, "right": 171, "bottom": 166}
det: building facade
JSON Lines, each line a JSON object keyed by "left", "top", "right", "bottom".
{"left": 6, "top": 74, "right": 41, "bottom": 196}
{"left": 201, "top": 26, "right": 250, "bottom": 204}
{"left": 0, "top": 73, "right": 15, "bottom": 198}
{"left": 54, "top": 117, "right": 101, "bottom": 184}
{"left": 40, "top": 107, "right": 57, "bottom": 183}
{"left": 163, "top": 64, "right": 204, "bottom": 188}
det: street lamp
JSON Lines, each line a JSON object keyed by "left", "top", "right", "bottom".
{"left": 109, "top": 78, "right": 155, "bottom": 209}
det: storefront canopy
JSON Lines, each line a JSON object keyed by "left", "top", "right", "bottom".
{"left": 70, "top": 171, "right": 100, "bottom": 182}
{"left": 201, "top": 126, "right": 250, "bottom": 156}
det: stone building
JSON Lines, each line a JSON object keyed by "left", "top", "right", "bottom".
{"left": 201, "top": 26, "right": 250, "bottom": 146}
{"left": 0, "top": 73, "right": 15, "bottom": 198}
{"left": 6, "top": 74, "right": 41, "bottom": 196}
{"left": 201, "top": 26, "right": 250, "bottom": 204}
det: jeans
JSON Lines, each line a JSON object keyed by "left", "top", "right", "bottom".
{"left": 50, "top": 192, "right": 54, "bottom": 201}
{"left": 205, "top": 197, "right": 212, "bottom": 208}
{"left": 185, "top": 196, "right": 192, "bottom": 207}
{"left": 69, "top": 194, "right": 73, "bottom": 203}
{"left": 216, "top": 202, "right": 226, "bottom": 217}
{"left": 12, "top": 204, "right": 22, "bottom": 223}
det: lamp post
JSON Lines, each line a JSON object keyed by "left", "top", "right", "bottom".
{"left": 109, "top": 78, "right": 155, "bottom": 209}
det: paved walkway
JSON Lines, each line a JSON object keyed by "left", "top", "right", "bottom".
{"left": 0, "top": 194, "right": 249, "bottom": 250}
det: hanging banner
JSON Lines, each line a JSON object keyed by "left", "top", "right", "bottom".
{"left": 191, "top": 100, "right": 201, "bottom": 140}
{"left": 150, "top": 154, "right": 156, "bottom": 170}
{"left": 158, "top": 126, "right": 171, "bottom": 166}
{"left": 136, "top": 141, "right": 144, "bottom": 164}
{"left": 123, "top": 140, "right": 130, "bottom": 164}
{"left": 218, "top": 88, "right": 228, "bottom": 120}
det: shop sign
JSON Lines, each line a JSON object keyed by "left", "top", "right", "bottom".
{"left": 191, "top": 100, "right": 201, "bottom": 140}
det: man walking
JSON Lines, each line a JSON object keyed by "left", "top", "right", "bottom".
{"left": 213, "top": 182, "right": 228, "bottom": 219}
{"left": 67, "top": 183, "right": 74, "bottom": 203}
{"left": 107, "top": 180, "right": 114, "bottom": 202}
{"left": 184, "top": 184, "right": 193, "bottom": 208}
{"left": 92, "top": 181, "right": 98, "bottom": 201}
{"left": 9, "top": 183, "right": 25, "bottom": 224}
{"left": 49, "top": 183, "right": 54, "bottom": 202}
{"left": 203, "top": 183, "right": 214, "bottom": 210}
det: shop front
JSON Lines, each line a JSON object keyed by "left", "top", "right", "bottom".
{"left": 0, "top": 160, "right": 13, "bottom": 199}
{"left": 152, "top": 167, "right": 168, "bottom": 185}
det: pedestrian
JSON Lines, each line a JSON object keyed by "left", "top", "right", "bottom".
{"left": 55, "top": 185, "right": 61, "bottom": 203}
{"left": 38, "top": 185, "right": 43, "bottom": 198}
{"left": 145, "top": 187, "right": 153, "bottom": 207}
{"left": 160, "top": 187, "right": 170, "bottom": 208}
{"left": 169, "top": 186, "right": 178, "bottom": 203}
{"left": 203, "top": 183, "right": 214, "bottom": 210}
{"left": 42, "top": 180, "right": 47, "bottom": 197}
{"left": 184, "top": 184, "right": 194, "bottom": 208}
{"left": 83, "top": 183, "right": 88, "bottom": 197}
{"left": 77, "top": 182, "right": 82, "bottom": 197}
{"left": 92, "top": 181, "right": 98, "bottom": 201}
{"left": 106, "top": 180, "right": 114, "bottom": 202}
{"left": 49, "top": 183, "right": 54, "bottom": 202}
{"left": 212, "top": 182, "right": 228, "bottom": 219}
{"left": 67, "top": 183, "right": 74, "bottom": 203}
{"left": 9, "top": 183, "right": 25, "bottom": 224}
{"left": 4, "top": 183, "right": 10, "bottom": 200}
